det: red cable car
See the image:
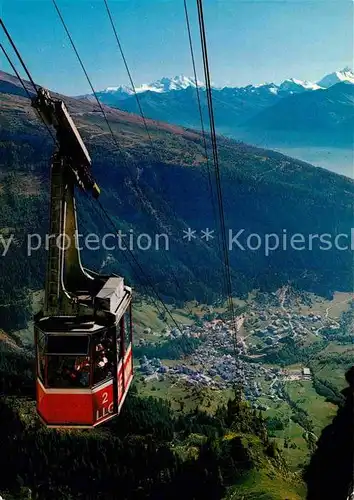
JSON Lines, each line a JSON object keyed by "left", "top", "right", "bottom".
{"left": 35, "top": 280, "right": 134, "bottom": 428}
{"left": 32, "top": 89, "right": 133, "bottom": 428}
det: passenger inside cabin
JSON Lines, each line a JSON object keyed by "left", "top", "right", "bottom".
{"left": 74, "top": 356, "right": 91, "bottom": 386}
{"left": 94, "top": 341, "right": 114, "bottom": 384}
{"left": 47, "top": 355, "right": 90, "bottom": 388}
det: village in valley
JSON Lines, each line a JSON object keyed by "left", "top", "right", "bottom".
{"left": 136, "top": 287, "right": 352, "bottom": 411}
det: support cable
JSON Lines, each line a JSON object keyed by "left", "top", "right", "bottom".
{"left": 0, "top": 19, "right": 38, "bottom": 91}
{"left": 82, "top": 194, "right": 168, "bottom": 318}
{"left": 96, "top": 198, "right": 185, "bottom": 334}
{"left": 103, "top": 0, "right": 157, "bottom": 158}
{"left": 0, "top": 41, "right": 57, "bottom": 145}
{"left": 183, "top": 0, "right": 228, "bottom": 300}
{"left": 195, "top": 0, "right": 238, "bottom": 348}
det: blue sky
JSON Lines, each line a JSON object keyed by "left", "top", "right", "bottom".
{"left": 1, "top": 0, "right": 353, "bottom": 95}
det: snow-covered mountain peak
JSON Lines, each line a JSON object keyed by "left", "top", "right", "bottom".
{"left": 279, "top": 78, "right": 322, "bottom": 93}
{"left": 136, "top": 75, "right": 205, "bottom": 93}
{"left": 98, "top": 75, "right": 205, "bottom": 98}
{"left": 240, "top": 78, "right": 321, "bottom": 96}
{"left": 317, "top": 68, "right": 354, "bottom": 88}
{"left": 102, "top": 85, "right": 134, "bottom": 95}
{"left": 237, "top": 82, "right": 280, "bottom": 95}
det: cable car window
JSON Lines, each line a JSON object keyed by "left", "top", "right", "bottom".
{"left": 93, "top": 329, "right": 114, "bottom": 386}
{"left": 47, "top": 355, "right": 91, "bottom": 388}
{"left": 36, "top": 330, "right": 46, "bottom": 381}
{"left": 46, "top": 335, "right": 89, "bottom": 355}
{"left": 116, "top": 321, "right": 125, "bottom": 362}
{"left": 124, "top": 311, "right": 132, "bottom": 351}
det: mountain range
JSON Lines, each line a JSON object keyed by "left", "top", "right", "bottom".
{"left": 84, "top": 69, "right": 354, "bottom": 176}
{"left": 97, "top": 75, "right": 206, "bottom": 100}
{"left": 88, "top": 68, "right": 354, "bottom": 100}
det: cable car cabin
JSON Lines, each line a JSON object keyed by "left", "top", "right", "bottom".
{"left": 31, "top": 89, "right": 134, "bottom": 428}
{"left": 35, "top": 281, "right": 133, "bottom": 428}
